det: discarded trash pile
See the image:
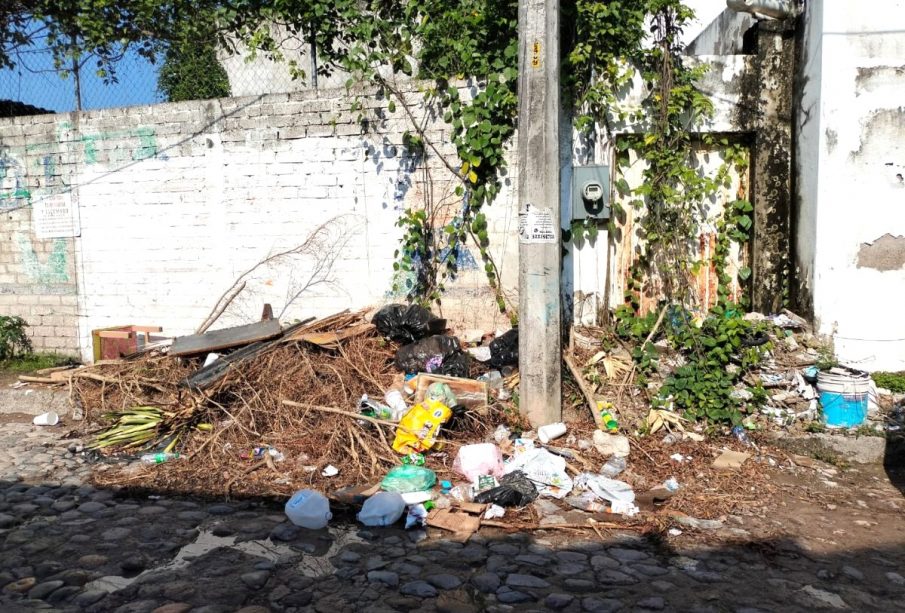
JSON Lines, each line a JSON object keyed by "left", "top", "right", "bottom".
{"left": 57, "top": 299, "right": 902, "bottom": 539}
{"left": 71, "top": 310, "right": 505, "bottom": 496}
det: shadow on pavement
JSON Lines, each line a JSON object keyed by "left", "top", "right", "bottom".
{"left": 2, "top": 476, "right": 905, "bottom": 612}
{"left": 885, "top": 430, "right": 905, "bottom": 496}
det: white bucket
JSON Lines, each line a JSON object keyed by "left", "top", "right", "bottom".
{"left": 817, "top": 370, "right": 870, "bottom": 428}
{"left": 816, "top": 370, "right": 870, "bottom": 395}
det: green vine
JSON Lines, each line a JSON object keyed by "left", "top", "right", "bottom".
{"left": 224, "top": 2, "right": 769, "bottom": 426}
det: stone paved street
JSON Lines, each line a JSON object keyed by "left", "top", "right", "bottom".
{"left": 2, "top": 420, "right": 905, "bottom": 612}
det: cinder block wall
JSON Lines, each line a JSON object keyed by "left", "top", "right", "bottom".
{"left": 0, "top": 84, "right": 518, "bottom": 361}
{"left": 0, "top": 112, "right": 79, "bottom": 355}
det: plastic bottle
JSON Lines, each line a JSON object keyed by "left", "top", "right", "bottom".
{"left": 141, "top": 452, "right": 180, "bottom": 465}
{"left": 401, "top": 452, "right": 426, "bottom": 466}
{"left": 448, "top": 484, "right": 474, "bottom": 503}
{"left": 284, "top": 489, "right": 332, "bottom": 529}
{"left": 384, "top": 389, "right": 408, "bottom": 421}
{"left": 663, "top": 477, "right": 680, "bottom": 492}
{"left": 600, "top": 456, "right": 626, "bottom": 478}
{"left": 731, "top": 425, "right": 750, "bottom": 445}
{"left": 477, "top": 370, "right": 503, "bottom": 390}
{"left": 358, "top": 395, "right": 393, "bottom": 421}
{"left": 357, "top": 492, "right": 405, "bottom": 527}
{"left": 596, "top": 401, "right": 619, "bottom": 432}
{"left": 565, "top": 491, "right": 607, "bottom": 512}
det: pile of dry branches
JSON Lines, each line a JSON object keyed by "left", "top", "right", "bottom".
{"left": 75, "top": 314, "right": 503, "bottom": 499}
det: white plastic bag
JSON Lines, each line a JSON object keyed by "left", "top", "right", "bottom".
{"left": 573, "top": 472, "right": 639, "bottom": 516}
{"left": 504, "top": 440, "right": 572, "bottom": 498}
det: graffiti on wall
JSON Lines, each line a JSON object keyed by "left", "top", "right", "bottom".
{"left": 57, "top": 121, "right": 159, "bottom": 165}
{"left": 15, "top": 233, "right": 69, "bottom": 284}
{"left": 0, "top": 123, "right": 160, "bottom": 210}
{"left": 0, "top": 149, "right": 31, "bottom": 208}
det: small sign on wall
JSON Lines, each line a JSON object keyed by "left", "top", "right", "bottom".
{"left": 33, "top": 193, "right": 80, "bottom": 239}
{"left": 518, "top": 203, "right": 556, "bottom": 243}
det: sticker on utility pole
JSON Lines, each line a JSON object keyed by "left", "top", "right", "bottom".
{"left": 518, "top": 203, "right": 556, "bottom": 243}
{"left": 33, "top": 192, "right": 80, "bottom": 239}
{"left": 531, "top": 41, "right": 542, "bottom": 69}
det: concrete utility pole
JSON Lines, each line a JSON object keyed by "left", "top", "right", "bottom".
{"left": 517, "top": 0, "right": 561, "bottom": 427}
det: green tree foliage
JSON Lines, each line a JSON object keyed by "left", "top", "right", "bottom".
{"left": 158, "top": 37, "right": 230, "bottom": 102}
{"left": 0, "top": 1, "right": 219, "bottom": 80}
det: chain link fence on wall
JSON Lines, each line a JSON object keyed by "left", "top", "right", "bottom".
{"left": 0, "top": 37, "right": 321, "bottom": 118}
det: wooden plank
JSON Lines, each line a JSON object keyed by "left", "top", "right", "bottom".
{"left": 170, "top": 319, "right": 283, "bottom": 357}
{"left": 35, "top": 365, "right": 78, "bottom": 376}
{"left": 181, "top": 320, "right": 307, "bottom": 390}
{"left": 17, "top": 375, "right": 60, "bottom": 384}
{"left": 97, "top": 331, "right": 134, "bottom": 339}
{"left": 288, "top": 323, "right": 375, "bottom": 348}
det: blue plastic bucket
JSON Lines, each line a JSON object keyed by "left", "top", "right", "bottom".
{"left": 817, "top": 370, "right": 869, "bottom": 428}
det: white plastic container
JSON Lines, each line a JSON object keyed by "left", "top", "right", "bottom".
{"left": 33, "top": 411, "right": 59, "bottom": 426}
{"left": 357, "top": 492, "right": 405, "bottom": 527}
{"left": 285, "top": 489, "right": 332, "bottom": 529}
{"left": 537, "top": 422, "right": 567, "bottom": 444}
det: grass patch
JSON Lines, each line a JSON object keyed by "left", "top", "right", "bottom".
{"left": 872, "top": 371, "right": 905, "bottom": 393}
{"left": 0, "top": 352, "right": 77, "bottom": 374}
{"left": 772, "top": 436, "right": 850, "bottom": 470}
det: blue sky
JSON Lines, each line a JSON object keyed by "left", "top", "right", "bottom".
{"left": 1, "top": 32, "right": 161, "bottom": 113}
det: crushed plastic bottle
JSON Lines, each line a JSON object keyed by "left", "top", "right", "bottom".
{"left": 600, "top": 456, "right": 627, "bottom": 478}
{"left": 384, "top": 389, "right": 408, "bottom": 421}
{"left": 477, "top": 370, "right": 503, "bottom": 390}
{"left": 433, "top": 494, "right": 452, "bottom": 509}
{"left": 448, "top": 484, "right": 474, "bottom": 503}
{"left": 401, "top": 452, "right": 426, "bottom": 466}
{"left": 284, "top": 489, "right": 332, "bottom": 529}
{"left": 565, "top": 491, "right": 608, "bottom": 512}
{"left": 140, "top": 452, "right": 180, "bottom": 465}
{"left": 358, "top": 394, "right": 393, "bottom": 425}
{"left": 357, "top": 492, "right": 405, "bottom": 527}
{"left": 731, "top": 425, "right": 750, "bottom": 445}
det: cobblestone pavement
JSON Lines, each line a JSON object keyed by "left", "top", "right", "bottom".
{"left": 2, "top": 420, "right": 905, "bottom": 612}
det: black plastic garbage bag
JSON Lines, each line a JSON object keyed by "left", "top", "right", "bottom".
{"left": 489, "top": 327, "right": 518, "bottom": 369}
{"left": 435, "top": 352, "right": 471, "bottom": 378}
{"left": 394, "top": 335, "right": 462, "bottom": 374}
{"left": 474, "top": 470, "right": 538, "bottom": 507}
{"left": 373, "top": 304, "right": 446, "bottom": 344}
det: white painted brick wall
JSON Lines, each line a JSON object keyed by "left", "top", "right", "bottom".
{"left": 1, "top": 82, "right": 519, "bottom": 362}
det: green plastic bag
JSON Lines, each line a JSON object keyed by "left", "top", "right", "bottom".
{"left": 380, "top": 465, "right": 437, "bottom": 493}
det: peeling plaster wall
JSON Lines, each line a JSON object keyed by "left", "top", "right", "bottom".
{"left": 566, "top": 55, "right": 755, "bottom": 324}
{"left": 797, "top": 0, "right": 905, "bottom": 371}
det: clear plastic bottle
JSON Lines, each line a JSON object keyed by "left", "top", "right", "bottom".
{"left": 384, "top": 389, "right": 408, "bottom": 421}
{"left": 477, "top": 370, "right": 504, "bottom": 389}
{"left": 565, "top": 491, "right": 607, "bottom": 512}
{"left": 285, "top": 489, "right": 332, "bottom": 529}
{"left": 448, "top": 484, "right": 474, "bottom": 503}
{"left": 140, "top": 452, "right": 180, "bottom": 465}
{"left": 600, "top": 456, "right": 626, "bottom": 478}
